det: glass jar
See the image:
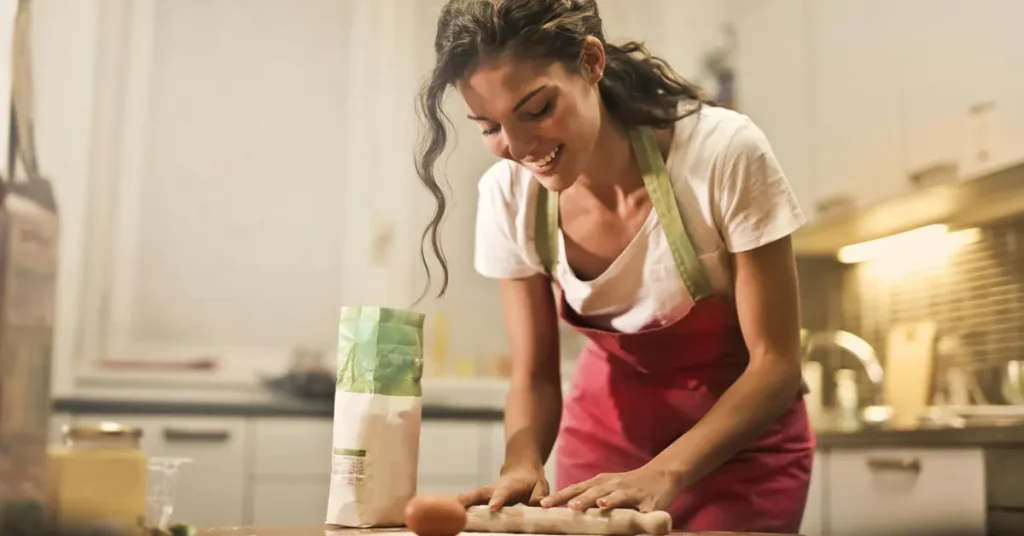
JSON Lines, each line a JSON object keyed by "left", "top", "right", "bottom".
{"left": 47, "top": 422, "right": 148, "bottom": 535}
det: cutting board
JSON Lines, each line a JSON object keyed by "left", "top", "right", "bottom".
{"left": 196, "top": 525, "right": 799, "bottom": 536}
{"left": 884, "top": 321, "right": 938, "bottom": 428}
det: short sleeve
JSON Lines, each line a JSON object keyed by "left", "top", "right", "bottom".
{"left": 712, "top": 118, "right": 807, "bottom": 253}
{"left": 473, "top": 161, "right": 542, "bottom": 279}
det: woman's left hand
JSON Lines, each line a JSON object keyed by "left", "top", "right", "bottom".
{"left": 539, "top": 465, "right": 682, "bottom": 512}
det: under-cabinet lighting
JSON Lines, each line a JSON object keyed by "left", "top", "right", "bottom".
{"left": 837, "top": 224, "right": 981, "bottom": 264}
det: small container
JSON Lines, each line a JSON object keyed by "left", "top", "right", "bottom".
{"left": 47, "top": 422, "right": 148, "bottom": 534}
{"left": 146, "top": 457, "right": 192, "bottom": 530}
{"left": 835, "top": 369, "right": 860, "bottom": 430}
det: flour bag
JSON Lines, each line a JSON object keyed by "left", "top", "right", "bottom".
{"left": 326, "top": 306, "right": 425, "bottom": 527}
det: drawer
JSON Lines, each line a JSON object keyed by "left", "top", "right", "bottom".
{"left": 251, "top": 417, "right": 333, "bottom": 477}
{"left": 419, "top": 420, "right": 486, "bottom": 479}
{"left": 827, "top": 447, "right": 986, "bottom": 536}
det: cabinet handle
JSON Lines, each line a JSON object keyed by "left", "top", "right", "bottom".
{"left": 163, "top": 428, "right": 231, "bottom": 442}
{"left": 865, "top": 456, "right": 921, "bottom": 473}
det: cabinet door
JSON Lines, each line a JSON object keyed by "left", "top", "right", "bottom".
{"left": 732, "top": 0, "right": 816, "bottom": 222}
{"left": 809, "top": 0, "right": 905, "bottom": 213}
{"left": 251, "top": 481, "right": 328, "bottom": 525}
{"left": 827, "top": 448, "right": 985, "bottom": 536}
{"left": 251, "top": 418, "right": 332, "bottom": 477}
{"left": 73, "top": 414, "right": 248, "bottom": 527}
{"left": 894, "top": 0, "right": 1024, "bottom": 180}
{"left": 800, "top": 450, "right": 826, "bottom": 536}
{"left": 418, "top": 420, "right": 486, "bottom": 493}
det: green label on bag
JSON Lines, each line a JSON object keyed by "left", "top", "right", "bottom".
{"left": 335, "top": 306, "right": 425, "bottom": 397}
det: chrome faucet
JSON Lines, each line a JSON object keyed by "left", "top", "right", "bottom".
{"left": 802, "top": 329, "right": 885, "bottom": 407}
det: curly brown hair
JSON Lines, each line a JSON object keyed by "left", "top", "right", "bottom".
{"left": 414, "top": 0, "right": 713, "bottom": 301}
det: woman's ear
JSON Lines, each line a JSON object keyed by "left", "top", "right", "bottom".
{"left": 578, "top": 35, "right": 606, "bottom": 84}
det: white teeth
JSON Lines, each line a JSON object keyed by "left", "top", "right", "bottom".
{"left": 537, "top": 145, "right": 560, "bottom": 166}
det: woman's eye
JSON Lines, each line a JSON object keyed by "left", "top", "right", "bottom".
{"left": 526, "top": 100, "right": 551, "bottom": 119}
{"left": 482, "top": 125, "right": 501, "bottom": 136}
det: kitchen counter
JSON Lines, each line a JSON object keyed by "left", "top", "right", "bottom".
{"left": 195, "top": 525, "right": 790, "bottom": 536}
{"left": 52, "top": 394, "right": 503, "bottom": 420}
{"left": 815, "top": 422, "right": 1024, "bottom": 448}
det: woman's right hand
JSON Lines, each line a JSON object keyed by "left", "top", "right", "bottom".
{"left": 458, "top": 463, "right": 550, "bottom": 510}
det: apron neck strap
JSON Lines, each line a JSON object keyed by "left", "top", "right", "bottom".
{"left": 534, "top": 126, "right": 714, "bottom": 302}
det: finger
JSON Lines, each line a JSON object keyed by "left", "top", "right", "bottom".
{"left": 528, "top": 478, "right": 551, "bottom": 506}
{"left": 458, "top": 486, "right": 493, "bottom": 506}
{"left": 540, "top": 478, "right": 595, "bottom": 508}
{"left": 595, "top": 490, "right": 635, "bottom": 510}
{"left": 566, "top": 483, "right": 618, "bottom": 511}
{"left": 488, "top": 483, "right": 515, "bottom": 510}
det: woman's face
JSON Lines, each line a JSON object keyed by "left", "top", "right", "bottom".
{"left": 456, "top": 40, "right": 606, "bottom": 192}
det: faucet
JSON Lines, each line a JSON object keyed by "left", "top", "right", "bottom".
{"left": 802, "top": 329, "right": 885, "bottom": 407}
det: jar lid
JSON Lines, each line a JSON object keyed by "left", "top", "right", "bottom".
{"left": 63, "top": 421, "right": 143, "bottom": 440}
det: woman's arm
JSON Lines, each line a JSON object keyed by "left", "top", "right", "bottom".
{"left": 460, "top": 273, "right": 563, "bottom": 508}
{"left": 648, "top": 234, "right": 804, "bottom": 487}
{"left": 542, "top": 234, "right": 803, "bottom": 511}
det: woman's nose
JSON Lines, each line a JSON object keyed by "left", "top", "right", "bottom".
{"left": 503, "top": 128, "right": 537, "bottom": 162}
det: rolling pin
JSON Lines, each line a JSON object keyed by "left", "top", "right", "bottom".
{"left": 464, "top": 505, "right": 672, "bottom": 536}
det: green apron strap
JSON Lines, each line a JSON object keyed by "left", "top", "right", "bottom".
{"left": 532, "top": 126, "right": 713, "bottom": 302}
{"left": 535, "top": 183, "right": 559, "bottom": 275}
{"left": 629, "top": 127, "right": 714, "bottom": 302}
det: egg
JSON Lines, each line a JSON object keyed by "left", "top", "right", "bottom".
{"left": 404, "top": 494, "right": 467, "bottom": 536}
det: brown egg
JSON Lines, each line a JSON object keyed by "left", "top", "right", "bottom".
{"left": 404, "top": 494, "right": 467, "bottom": 536}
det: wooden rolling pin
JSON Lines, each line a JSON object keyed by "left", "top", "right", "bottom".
{"left": 465, "top": 505, "right": 673, "bottom": 536}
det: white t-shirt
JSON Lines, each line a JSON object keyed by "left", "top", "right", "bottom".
{"left": 473, "top": 105, "right": 806, "bottom": 333}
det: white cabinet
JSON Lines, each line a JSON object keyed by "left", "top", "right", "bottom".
{"left": 73, "top": 414, "right": 249, "bottom": 527}
{"left": 732, "top": 0, "right": 816, "bottom": 221}
{"left": 827, "top": 448, "right": 986, "bottom": 536}
{"left": 800, "top": 450, "right": 827, "bottom": 536}
{"left": 251, "top": 482, "right": 328, "bottom": 525}
{"left": 417, "top": 420, "right": 488, "bottom": 494}
{"left": 898, "top": 0, "right": 1024, "bottom": 179}
{"left": 808, "top": 0, "right": 906, "bottom": 212}
{"left": 248, "top": 418, "right": 332, "bottom": 524}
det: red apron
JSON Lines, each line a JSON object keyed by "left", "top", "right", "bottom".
{"left": 534, "top": 127, "right": 815, "bottom": 533}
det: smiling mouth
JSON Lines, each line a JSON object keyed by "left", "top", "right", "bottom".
{"left": 527, "top": 144, "right": 563, "bottom": 173}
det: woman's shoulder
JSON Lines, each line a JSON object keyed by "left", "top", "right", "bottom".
{"left": 477, "top": 158, "right": 535, "bottom": 207}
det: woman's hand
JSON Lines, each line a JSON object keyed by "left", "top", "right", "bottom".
{"left": 539, "top": 465, "right": 680, "bottom": 513}
{"left": 458, "top": 464, "right": 551, "bottom": 510}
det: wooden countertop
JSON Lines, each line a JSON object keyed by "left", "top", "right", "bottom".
{"left": 195, "top": 524, "right": 796, "bottom": 536}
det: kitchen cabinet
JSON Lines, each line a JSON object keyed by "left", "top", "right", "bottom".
{"left": 807, "top": 0, "right": 906, "bottom": 212}
{"left": 826, "top": 447, "right": 986, "bottom": 536}
{"left": 894, "top": 0, "right": 1024, "bottom": 181}
{"left": 732, "top": 0, "right": 816, "bottom": 221}
{"left": 251, "top": 481, "right": 328, "bottom": 525}
{"left": 72, "top": 414, "right": 249, "bottom": 527}
{"left": 418, "top": 420, "right": 488, "bottom": 493}
{"left": 800, "top": 450, "right": 827, "bottom": 536}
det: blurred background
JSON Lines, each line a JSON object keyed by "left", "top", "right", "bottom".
{"left": 6, "top": 0, "right": 1023, "bottom": 535}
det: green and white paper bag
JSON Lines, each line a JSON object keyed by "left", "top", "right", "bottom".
{"left": 326, "top": 306, "right": 425, "bottom": 527}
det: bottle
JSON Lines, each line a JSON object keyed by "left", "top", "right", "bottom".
{"left": 835, "top": 369, "right": 860, "bottom": 430}
{"left": 47, "top": 422, "right": 149, "bottom": 534}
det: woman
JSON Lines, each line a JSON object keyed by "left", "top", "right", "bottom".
{"left": 414, "top": 0, "right": 814, "bottom": 532}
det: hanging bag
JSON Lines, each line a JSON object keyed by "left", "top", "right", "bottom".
{"left": 0, "top": 0, "right": 60, "bottom": 532}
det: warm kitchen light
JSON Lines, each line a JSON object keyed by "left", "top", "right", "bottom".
{"left": 837, "top": 224, "right": 981, "bottom": 264}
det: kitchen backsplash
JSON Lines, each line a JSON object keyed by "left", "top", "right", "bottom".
{"left": 797, "top": 213, "right": 1024, "bottom": 406}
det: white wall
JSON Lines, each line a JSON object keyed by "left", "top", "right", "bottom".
{"left": 38, "top": 0, "right": 727, "bottom": 387}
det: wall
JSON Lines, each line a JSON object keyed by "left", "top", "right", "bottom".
{"left": 45, "top": 0, "right": 732, "bottom": 386}
{"left": 798, "top": 213, "right": 1024, "bottom": 405}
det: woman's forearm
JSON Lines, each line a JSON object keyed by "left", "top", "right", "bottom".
{"left": 650, "top": 359, "right": 802, "bottom": 488}
{"left": 502, "top": 379, "right": 563, "bottom": 473}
